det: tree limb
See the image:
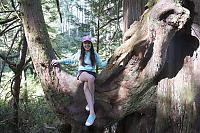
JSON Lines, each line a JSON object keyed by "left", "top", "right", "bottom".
{"left": 10, "top": 0, "right": 17, "bottom": 12}
{"left": 0, "top": 19, "right": 20, "bottom": 36}
{"left": 97, "top": 15, "right": 123, "bottom": 30}
{"left": 0, "top": 26, "right": 22, "bottom": 72}
{"left": 17, "top": 36, "right": 27, "bottom": 70}
{"left": 0, "top": 0, "right": 9, "bottom": 11}
{"left": 24, "top": 57, "right": 32, "bottom": 70}
{"left": 10, "top": 0, "right": 22, "bottom": 22}
{"left": 0, "top": 11, "right": 15, "bottom": 13}
{"left": 55, "top": 0, "right": 62, "bottom": 23}
{"left": 0, "top": 53, "right": 16, "bottom": 66}
{"left": 0, "top": 24, "right": 22, "bottom": 36}
{"left": 0, "top": 26, "right": 22, "bottom": 85}
{"left": 0, "top": 16, "right": 17, "bottom": 24}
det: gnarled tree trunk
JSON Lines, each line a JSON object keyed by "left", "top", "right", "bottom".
{"left": 117, "top": 0, "right": 200, "bottom": 132}
{"left": 19, "top": 0, "right": 200, "bottom": 132}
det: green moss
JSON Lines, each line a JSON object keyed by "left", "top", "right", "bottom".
{"left": 145, "top": 0, "right": 160, "bottom": 9}
{"left": 35, "top": 36, "right": 42, "bottom": 43}
{"left": 141, "top": 0, "right": 158, "bottom": 22}
{"left": 124, "top": 76, "right": 129, "bottom": 81}
{"left": 60, "top": 95, "right": 70, "bottom": 105}
{"left": 73, "top": 82, "right": 77, "bottom": 88}
{"left": 145, "top": 0, "right": 155, "bottom": 8}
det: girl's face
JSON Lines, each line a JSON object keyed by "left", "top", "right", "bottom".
{"left": 83, "top": 41, "right": 91, "bottom": 51}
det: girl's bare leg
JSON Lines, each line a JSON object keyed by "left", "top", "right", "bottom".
{"left": 83, "top": 82, "right": 94, "bottom": 114}
{"left": 84, "top": 82, "right": 94, "bottom": 104}
{"left": 79, "top": 72, "right": 95, "bottom": 115}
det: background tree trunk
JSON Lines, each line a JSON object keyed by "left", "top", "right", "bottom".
{"left": 122, "top": 0, "right": 148, "bottom": 34}
{"left": 117, "top": 0, "right": 156, "bottom": 132}
{"left": 193, "top": 0, "right": 200, "bottom": 25}
{"left": 12, "top": 37, "right": 28, "bottom": 133}
{"left": 20, "top": 0, "right": 200, "bottom": 132}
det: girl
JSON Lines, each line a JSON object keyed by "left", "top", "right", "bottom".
{"left": 51, "top": 36, "right": 107, "bottom": 126}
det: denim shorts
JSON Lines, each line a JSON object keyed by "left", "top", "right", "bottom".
{"left": 77, "top": 70, "right": 97, "bottom": 80}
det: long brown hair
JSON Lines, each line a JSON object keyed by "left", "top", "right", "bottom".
{"left": 79, "top": 42, "right": 96, "bottom": 66}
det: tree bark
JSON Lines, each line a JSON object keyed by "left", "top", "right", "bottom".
{"left": 122, "top": 0, "right": 148, "bottom": 34}
{"left": 118, "top": 0, "right": 157, "bottom": 132}
{"left": 12, "top": 37, "right": 28, "bottom": 133}
{"left": 19, "top": 0, "right": 200, "bottom": 132}
{"left": 116, "top": 108, "right": 156, "bottom": 133}
{"left": 154, "top": 0, "right": 200, "bottom": 132}
{"left": 193, "top": 0, "right": 200, "bottom": 25}
{"left": 155, "top": 23, "right": 200, "bottom": 133}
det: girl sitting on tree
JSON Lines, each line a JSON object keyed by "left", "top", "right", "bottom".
{"left": 51, "top": 36, "right": 107, "bottom": 126}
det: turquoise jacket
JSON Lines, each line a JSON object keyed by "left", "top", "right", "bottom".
{"left": 58, "top": 50, "right": 107, "bottom": 72}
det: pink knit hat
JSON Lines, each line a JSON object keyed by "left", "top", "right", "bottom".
{"left": 82, "top": 36, "right": 92, "bottom": 42}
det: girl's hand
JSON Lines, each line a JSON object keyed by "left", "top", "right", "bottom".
{"left": 51, "top": 59, "right": 59, "bottom": 66}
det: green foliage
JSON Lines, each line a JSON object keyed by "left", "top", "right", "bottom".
{"left": 0, "top": 71, "right": 59, "bottom": 133}
{"left": 0, "top": 100, "right": 13, "bottom": 132}
{"left": 0, "top": 97, "right": 59, "bottom": 133}
{"left": 18, "top": 96, "right": 59, "bottom": 133}
{"left": 52, "top": 33, "right": 80, "bottom": 75}
{"left": 41, "top": 0, "right": 61, "bottom": 38}
{"left": 51, "top": 0, "right": 123, "bottom": 75}
{"left": 0, "top": 0, "right": 12, "bottom": 11}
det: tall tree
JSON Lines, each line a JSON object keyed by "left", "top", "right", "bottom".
{"left": 19, "top": 0, "right": 200, "bottom": 133}
{"left": 0, "top": 35, "right": 29, "bottom": 133}
{"left": 122, "top": 0, "right": 148, "bottom": 34}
